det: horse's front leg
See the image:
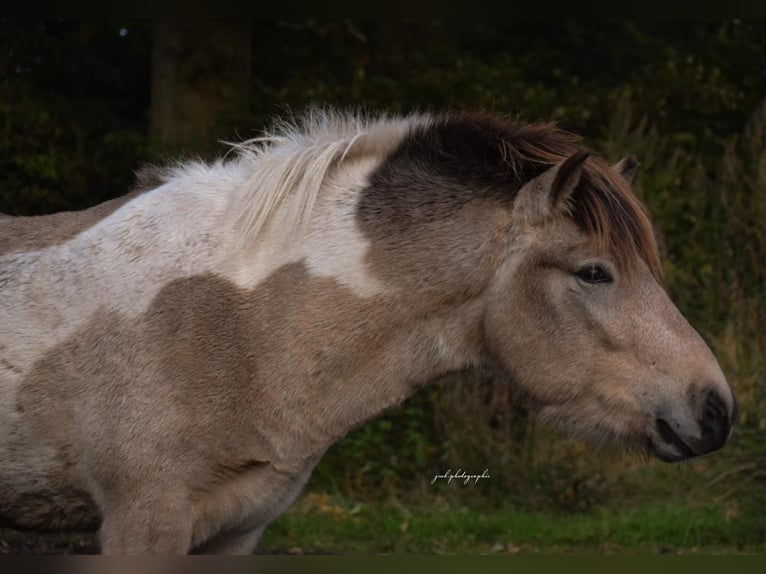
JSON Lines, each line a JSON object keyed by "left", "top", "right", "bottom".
{"left": 98, "top": 487, "right": 194, "bottom": 555}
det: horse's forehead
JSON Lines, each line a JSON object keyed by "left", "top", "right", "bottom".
{"left": 507, "top": 216, "right": 585, "bottom": 256}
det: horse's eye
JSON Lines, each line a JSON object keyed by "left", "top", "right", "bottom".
{"left": 576, "top": 265, "right": 612, "bottom": 284}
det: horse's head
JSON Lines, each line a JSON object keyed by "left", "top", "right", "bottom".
{"left": 484, "top": 150, "right": 736, "bottom": 462}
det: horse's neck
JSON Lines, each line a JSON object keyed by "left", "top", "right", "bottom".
{"left": 338, "top": 295, "right": 487, "bottom": 419}
{"left": 244, "top": 277, "right": 487, "bottom": 467}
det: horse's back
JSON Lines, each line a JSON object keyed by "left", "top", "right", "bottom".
{"left": 0, "top": 191, "right": 143, "bottom": 256}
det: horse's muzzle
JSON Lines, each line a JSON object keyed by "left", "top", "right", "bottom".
{"left": 650, "top": 389, "right": 736, "bottom": 463}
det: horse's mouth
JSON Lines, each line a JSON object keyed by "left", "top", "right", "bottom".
{"left": 648, "top": 418, "right": 698, "bottom": 462}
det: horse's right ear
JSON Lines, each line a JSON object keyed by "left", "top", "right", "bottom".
{"left": 513, "top": 151, "right": 590, "bottom": 225}
{"left": 613, "top": 155, "right": 640, "bottom": 184}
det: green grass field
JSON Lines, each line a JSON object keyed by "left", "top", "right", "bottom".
{"left": 259, "top": 492, "right": 763, "bottom": 555}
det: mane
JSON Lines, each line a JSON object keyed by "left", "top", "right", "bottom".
{"left": 220, "top": 108, "right": 432, "bottom": 258}
{"left": 137, "top": 109, "right": 660, "bottom": 280}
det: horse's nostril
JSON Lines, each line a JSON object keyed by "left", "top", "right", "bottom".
{"left": 700, "top": 390, "right": 726, "bottom": 422}
{"left": 698, "top": 389, "right": 731, "bottom": 451}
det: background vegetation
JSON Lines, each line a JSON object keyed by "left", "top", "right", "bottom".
{"left": 1, "top": 20, "right": 765, "bottom": 554}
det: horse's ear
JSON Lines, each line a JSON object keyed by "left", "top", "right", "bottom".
{"left": 550, "top": 150, "right": 590, "bottom": 209}
{"left": 513, "top": 150, "right": 589, "bottom": 224}
{"left": 613, "top": 155, "right": 640, "bottom": 184}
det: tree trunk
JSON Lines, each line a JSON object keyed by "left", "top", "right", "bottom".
{"left": 151, "top": 21, "right": 252, "bottom": 157}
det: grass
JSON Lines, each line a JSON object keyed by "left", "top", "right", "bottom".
{"left": 258, "top": 492, "right": 763, "bottom": 555}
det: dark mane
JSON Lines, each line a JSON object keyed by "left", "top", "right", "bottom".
{"left": 370, "top": 112, "right": 661, "bottom": 280}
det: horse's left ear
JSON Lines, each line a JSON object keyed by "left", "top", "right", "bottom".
{"left": 513, "top": 150, "right": 590, "bottom": 224}
{"left": 613, "top": 155, "right": 640, "bottom": 184}
{"left": 550, "top": 150, "right": 591, "bottom": 209}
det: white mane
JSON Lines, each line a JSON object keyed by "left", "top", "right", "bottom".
{"left": 213, "top": 108, "right": 432, "bottom": 258}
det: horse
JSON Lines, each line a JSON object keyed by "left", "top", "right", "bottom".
{"left": 0, "top": 109, "right": 736, "bottom": 554}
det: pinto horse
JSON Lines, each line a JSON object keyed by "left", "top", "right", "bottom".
{"left": 0, "top": 110, "right": 736, "bottom": 553}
